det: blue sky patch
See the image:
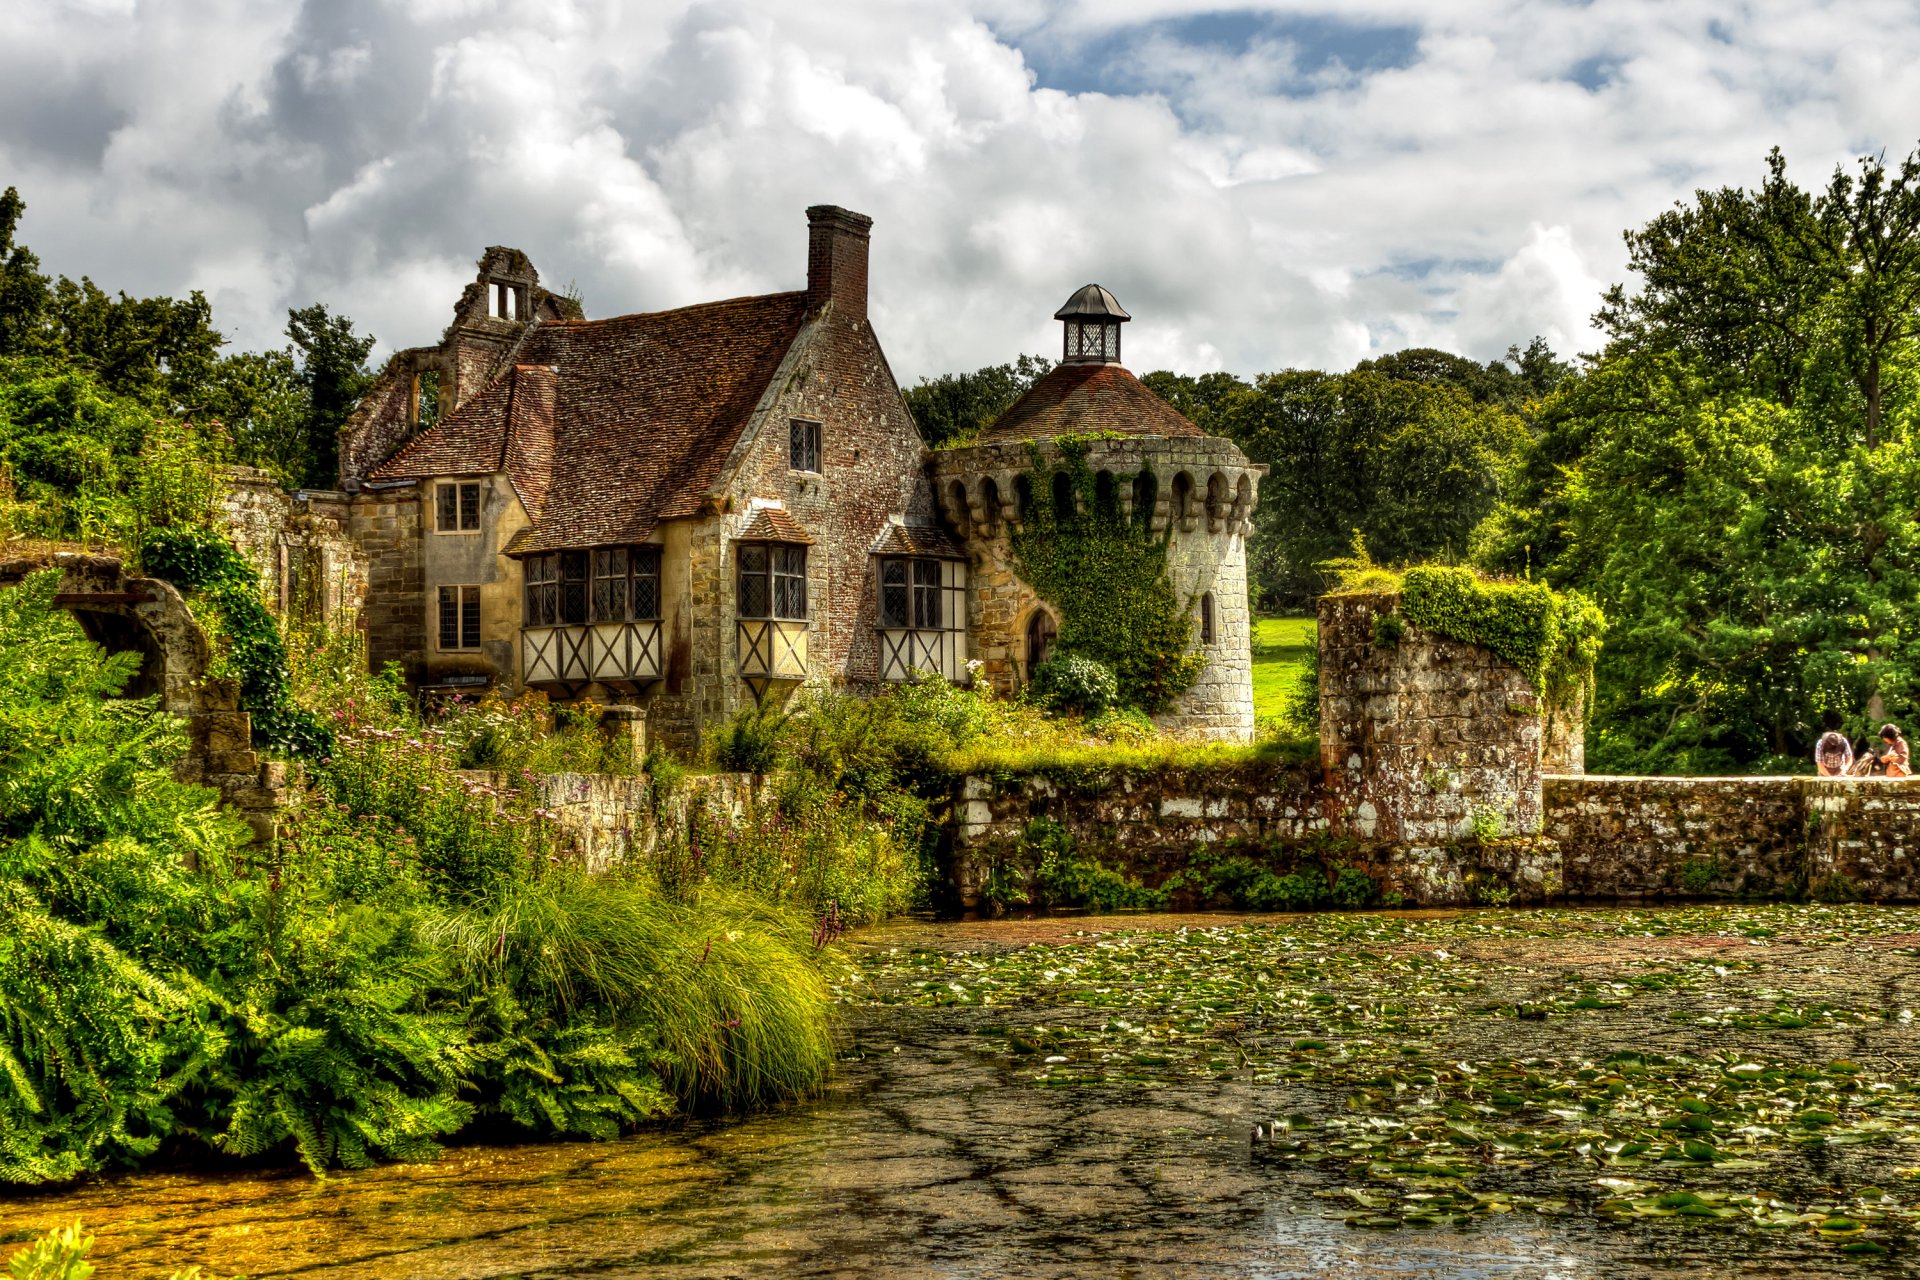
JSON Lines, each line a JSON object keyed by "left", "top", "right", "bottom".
{"left": 1009, "top": 9, "right": 1423, "bottom": 98}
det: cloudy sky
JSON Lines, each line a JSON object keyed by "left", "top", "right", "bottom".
{"left": 3, "top": 1, "right": 1917, "bottom": 382}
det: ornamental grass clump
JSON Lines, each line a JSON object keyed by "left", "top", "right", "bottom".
{"left": 0, "top": 569, "right": 840, "bottom": 1184}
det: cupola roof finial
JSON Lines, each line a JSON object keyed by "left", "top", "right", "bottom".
{"left": 1054, "top": 284, "right": 1131, "bottom": 322}
{"left": 1056, "top": 284, "right": 1129, "bottom": 365}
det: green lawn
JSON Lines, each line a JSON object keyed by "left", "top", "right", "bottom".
{"left": 1250, "top": 615, "right": 1314, "bottom": 722}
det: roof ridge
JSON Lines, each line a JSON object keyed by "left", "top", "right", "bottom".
{"left": 546, "top": 290, "right": 807, "bottom": 330}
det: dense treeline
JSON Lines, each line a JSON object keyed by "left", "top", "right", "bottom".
{"left": 907, "top": 144, "right": 1920, "bottom": 774}
{"left": 0, "top": 187, "right": 372, "bottom": 495}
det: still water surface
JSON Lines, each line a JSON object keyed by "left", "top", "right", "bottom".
{"left": 3, "top": 909, "right": 1915, "bottom": 1279}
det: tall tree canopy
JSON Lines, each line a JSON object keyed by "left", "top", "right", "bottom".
{"left": 1482, "top": 144, "right": 1920, "bottom": 772}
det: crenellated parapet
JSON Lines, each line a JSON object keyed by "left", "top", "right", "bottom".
{"left": 931, "top": 435, "right": 1262, "bottom": 543}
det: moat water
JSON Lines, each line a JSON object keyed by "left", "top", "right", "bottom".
{"left": 5, "top": 908, "right": 1919, "bottom": 1279}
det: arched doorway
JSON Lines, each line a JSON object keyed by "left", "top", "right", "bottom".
{"left": 1025, "top": 610, "right": 1058, "bottom": 675}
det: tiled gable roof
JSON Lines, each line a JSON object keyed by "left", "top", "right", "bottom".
{"left": 869, "top": 521, "right": 964, "bottom": 559}
{"left": 739, "top": 506, "right": 814, "bottom": 544}
{"left": 973, "top": 362, "right": 1206, "bottom": 445}
{"left": 369, "top": 292, "right": 811, "bottom": 550}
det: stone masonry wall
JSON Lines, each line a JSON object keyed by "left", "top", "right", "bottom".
{"left": 1544, "top": 775, "right": 1920, "bottom": 902}
{"left": 217, "top": 467, "right": 369, "bottom": 628}
{"left": 1541, "top": 776, "right": 1807, "bottom": 898}
{"left": 1319, "top": 590, "right": 1543, "bottom": 844}
{"left": 461, "top": 769, "right": 761, "bottom": 873}
{"left": 348, "top": 484, "right": 426, "bottom": 682}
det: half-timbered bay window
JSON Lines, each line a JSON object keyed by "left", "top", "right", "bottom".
{"left": 591, "top": 546, "right": 662, "bottom": 622}
{"left": 522, "top": 551, "right": 588, "bottom": 625}
{"left": 876, "top": 554, "right": 967, "bottom": 682}
{"left": 879, "top": 558, "right": 941, "bottom": 629}
{"left": 521, "top": 546, "right": 663, "bottom": 688}
{"left": 737, "top": 541, "right": 810, "bottom": 686}
{"left": 738, "top": 544, "right": 808, "bottom": 620}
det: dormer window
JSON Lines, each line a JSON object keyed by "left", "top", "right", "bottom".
{"left": 490, "top": 281, "right": 524, "bottom": 321}
{"left": 1055, "top": 283, "right": 1130, "bottom": 365}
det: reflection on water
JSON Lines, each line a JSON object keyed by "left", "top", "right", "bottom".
{"left": 0, "top": 912, "right": 1908, "bottom": 1278}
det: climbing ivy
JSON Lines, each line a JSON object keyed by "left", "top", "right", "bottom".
{"left": 1008, "top": 439, "right": 1206, "bottom": 712}
{"left": 140, "top": 525, "right": 332, "bottom": 757}
{"left": 1395, "top": 565, "right": 1605, "bottom": 710}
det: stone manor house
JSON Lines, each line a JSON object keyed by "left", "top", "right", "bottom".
{"left": 327, "top": 206, "right": 1264, "bottom": 749}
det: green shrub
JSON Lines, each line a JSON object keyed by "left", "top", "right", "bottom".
{"left": 0, "top": 569, "right": 839, "bottom": 1184}
{"left": 708, "top": 697, "right": 789, "bottom": 774}
{"left": 1024, "top": 817, "right": 1166, "bottom": 912}
{"left": 1029, "top": 654, "right": 1120, "bottom": 715}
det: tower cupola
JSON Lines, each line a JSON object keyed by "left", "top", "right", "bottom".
{"left": 1055, "top": 284, "right": 1130, "bottom": 365}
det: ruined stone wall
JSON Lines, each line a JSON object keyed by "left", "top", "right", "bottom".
{"left": 1541, "top": 776, "right": 1807, "bottom": 898}
{"left": 348, "top": 484, "right": 426, "bottom": 682}
{"left": 1806, "top": 779, "right": 1920, "bottom": 899}
{"left": 460, "top": 769, "right": 762, "bottom": 872}
{"left": 216, "top": 467, "right": 369, "bottom": 627}
{"left": 948, "top": 761, "right": 1324, "bottom": 912}
{"left": 1319, "top": 590, "right": 1543, "bottom": 843}
{"left": 1543, "top": 775, "right": 1920, "bottom": 902}
{"left": 0, "top": 552, "right": 289, "bottom": 841}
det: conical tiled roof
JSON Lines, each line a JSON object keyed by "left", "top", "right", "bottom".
{"left": 971, "top": 362, "right": 1206, "bottom": 445}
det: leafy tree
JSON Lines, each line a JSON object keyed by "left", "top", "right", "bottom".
{"left": 1600, "top": 145, "right": 1920, "bottom": 446}
{"left": 904, "top": 353, "right": 1052, "bottom": 447}
{"left": 286, "top": 303, "right": 375, "bottom": 488}
{"left": 1481, "top": 143, "right": 1920, "bottom": 771}
{"left": 1136, "top": 369, "right": 1250, "bottom": 432}
{"left": 1357, "top": 339, "right": 1572, "bottom": 408}
{"left": 0, "top": 188, "right": 225, "bottom": 411}
{"left": 1217, "top": 370, "right": 1527, "bottom": 608}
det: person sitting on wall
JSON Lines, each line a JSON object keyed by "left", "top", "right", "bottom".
{"left": 1881, "top": 724, "right": 1911, "bottom": 778}
{"left": 1814, "top": 724, "right": 1854, "bottom": 777}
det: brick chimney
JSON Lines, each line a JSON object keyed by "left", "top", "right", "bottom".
{"left": 805, "top": 205, "right": 873, "bottom": 322}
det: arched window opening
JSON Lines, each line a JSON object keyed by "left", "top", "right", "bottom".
{"left": 1132, "top": 471, "right": 1159, "bottom": 530}
{"left": 1233, "top": 473, "right": 1253, "bottom": 522}
{"left": 1051, "top": 471, "right": 1076, "bottom": 523}
{"left": 1014, "top": 474, "right": 1035, "bottom": 522}
{"left": 947, "top": 480, "right": 971, "bottom": 534}
{"left": 1025, "top": 610, "right": 1058, "bottom": 672}
{"left": 1094, "top": 470, "right": 1118, "bottom": 521}
{"left": 1206, "top": 472, "right": 1227, "bottom": 526}
{"left": 1200, "top": 592, "right": 1216, "bottom": 645}
{"left": 980, "top": 477, "right": 1002, "bottom": 534}
{"left": 1171, "top": 472, "right": 1194, "bottom": 522}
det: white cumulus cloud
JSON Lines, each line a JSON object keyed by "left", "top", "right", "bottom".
{"left": 0, "top": 0, "right": 1916, "bottom": 381}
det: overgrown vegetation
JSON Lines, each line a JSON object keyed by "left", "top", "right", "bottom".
{"left": 1009, "top": 438, "right": 1206, "bottom": 711}
{"left": 0, "top": 574, "right": 834, "bottom": 1185}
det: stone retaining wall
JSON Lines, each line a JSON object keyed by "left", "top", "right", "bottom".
{"left": 459, "top": 769, "right": 760, "bottom": 872}
{"left": 1543, "top": 775, "right": 1920, "bottom": 902}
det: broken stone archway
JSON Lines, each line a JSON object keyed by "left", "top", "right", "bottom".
{"left": 0, "top": 552, "right": 289, "bottom": 842}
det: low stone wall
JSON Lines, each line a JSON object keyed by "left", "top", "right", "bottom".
{"left": 1541, "top": 776, "right": 1807, "bottom": 899}
{"left": 460, "top": 769, "right": 760, "bottom": 872}
{"left": 949, "top": 761, "right": 1326, "bottom": 910}
{"left": 1543, "top": 775, "right": 1920, "bottom": 902}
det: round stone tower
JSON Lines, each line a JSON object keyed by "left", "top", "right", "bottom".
{"left": 931, "top": 286, "right": 1265, "bottom": 741}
